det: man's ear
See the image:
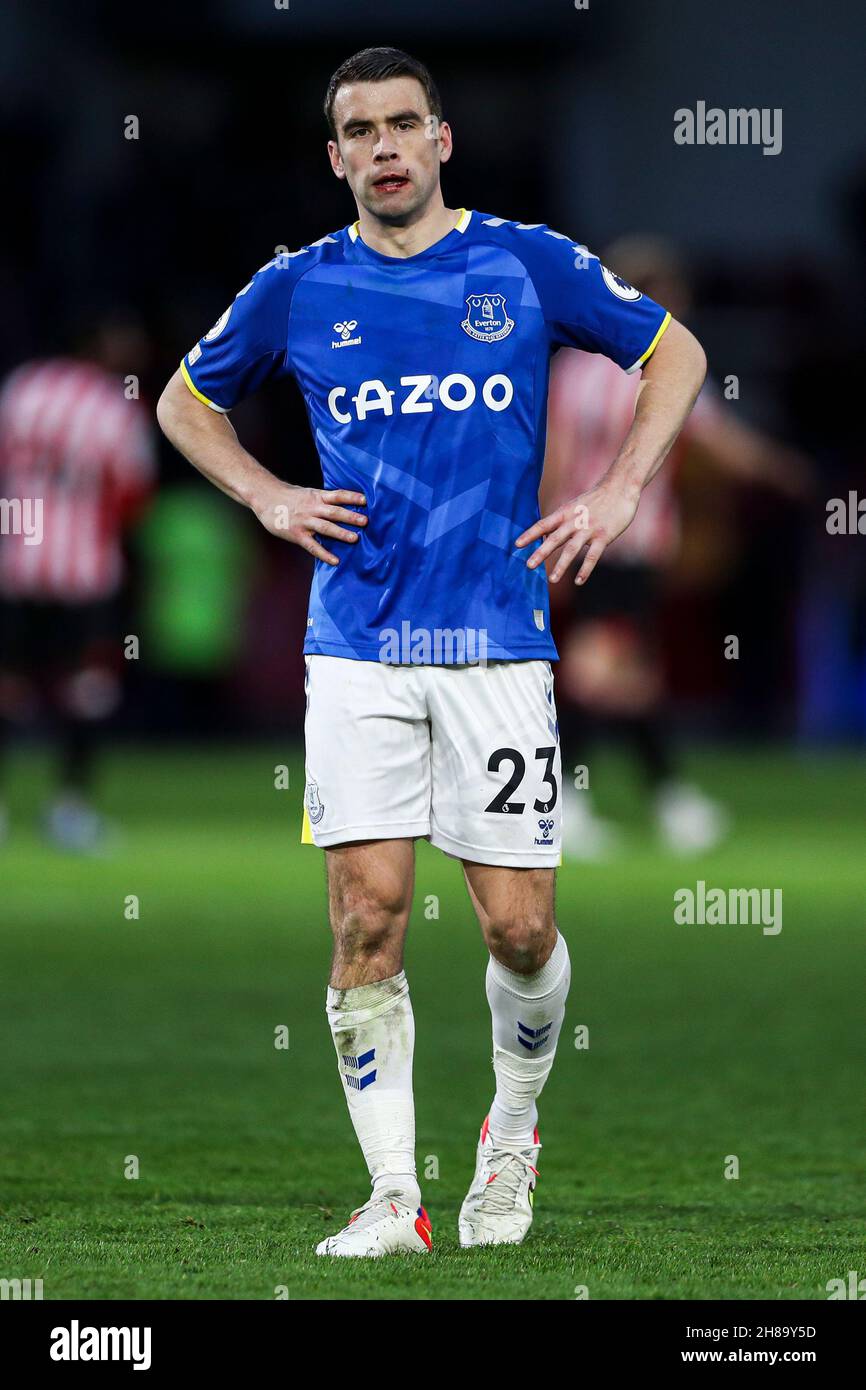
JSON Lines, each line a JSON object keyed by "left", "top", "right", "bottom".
{"left": 327, "top": 139, "right": 347, "bottom": 180}
{"left": 438, "top": 121, "right": 454, "bottom": 166}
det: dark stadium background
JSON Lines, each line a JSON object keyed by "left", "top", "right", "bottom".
{"left": 2, "top": 0, "right": 866, "bottom": 1310}
{"left": 2, "top": 0, "right": 864, "bottom": 739}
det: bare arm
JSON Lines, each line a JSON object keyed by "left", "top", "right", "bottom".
{"left": 155, "top": 368, "right": 366, "bottom": 565}
{"left": 518, "top": 318, "right": 707, "bottom": 584}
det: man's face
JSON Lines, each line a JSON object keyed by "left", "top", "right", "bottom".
{"left": 327, "top": 76, "right": 452, "bottom": 224}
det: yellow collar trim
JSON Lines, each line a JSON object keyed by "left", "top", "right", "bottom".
{"left": 348, "top": 207, "right": 471, "bottom": 244}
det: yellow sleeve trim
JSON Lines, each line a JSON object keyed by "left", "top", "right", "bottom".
{"left": 301, "top": 805, "right": 315, "bottom": 845}
{"left": 629, "top": 311, "right": 672, "bottom": 374}
{"left": 180, "top": 358, "right": 229, "bottom": 413}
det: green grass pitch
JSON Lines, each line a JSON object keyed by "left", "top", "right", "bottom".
{"left": 0, "top": 744, "right": 863, "bottom": 1300}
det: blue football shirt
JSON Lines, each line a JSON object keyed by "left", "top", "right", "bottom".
{"left": 181, "top": 209, "right": 671, "bottom": 664}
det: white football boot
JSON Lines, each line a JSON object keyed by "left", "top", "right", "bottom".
{"left": 459, "top": 1116, "right": 541, "bottom": 1248}
{"left": 316, "top": 1194, "right": 432, "bottom": 1258}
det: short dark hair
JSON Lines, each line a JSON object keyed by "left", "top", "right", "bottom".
{"left": 324, "top": 46, "right": 443, "bottom": 140}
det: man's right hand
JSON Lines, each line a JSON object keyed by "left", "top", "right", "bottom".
{"left": 253, "top": 483, "right": 368, "bottom": 565}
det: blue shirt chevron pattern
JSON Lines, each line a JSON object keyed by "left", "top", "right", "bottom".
{"left": 181, "top": 210, "right": 670, "bottom": 663}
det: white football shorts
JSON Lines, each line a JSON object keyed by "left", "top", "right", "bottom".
{"left": 301, "top": 655, "right": 561, "bottom": 868}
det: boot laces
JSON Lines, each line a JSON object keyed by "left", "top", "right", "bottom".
{"left": 477, "top": 1145, "right": 539, "bottom": 1215}
{"left": 346, "top": 1193, "right": 411, "bottom": 1231}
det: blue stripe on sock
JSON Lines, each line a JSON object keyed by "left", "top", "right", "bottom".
{"left": 517, "top": 1020, "right": 553, "bottom": 1039}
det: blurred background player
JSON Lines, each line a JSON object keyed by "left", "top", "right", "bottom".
{"left": 543, "top": 236, "right": 814, "bottom": 857}
{"left": 0, "top": 313, "right": 155, "bottom": 851}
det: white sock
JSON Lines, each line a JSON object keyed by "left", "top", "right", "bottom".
{"left": 485, "top": 931, "right": 571, "bottom": 1146}
{"left": 326, "top": 970, "right": 420, "bottom": 1208}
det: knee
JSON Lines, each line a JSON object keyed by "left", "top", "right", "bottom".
{"left": 486, "top": 910, "right": 556, "bottom": 975}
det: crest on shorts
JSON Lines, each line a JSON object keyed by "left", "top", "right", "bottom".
{"left": 461, "top": 292, "right": 514, "bottom": 342}
{"left": 305, "top": 781, "right": 325, "bottom": 825}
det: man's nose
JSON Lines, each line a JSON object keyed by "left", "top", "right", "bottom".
{"left": 372, "top": 133, "right": 399, "bottom": 159}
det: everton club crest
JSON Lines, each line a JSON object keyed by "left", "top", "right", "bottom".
{"left": 305, "top": 781, "right": 325, "bottom": 825}
{"left": 460, "top": 292, "right": 515, "bottom": 342}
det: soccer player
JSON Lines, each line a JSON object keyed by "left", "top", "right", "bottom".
{"left": 156, "top": 47, "right": 707, "bottom": 1256}
{"left": 0, "top": 315, "right": 155, "bottom": 851}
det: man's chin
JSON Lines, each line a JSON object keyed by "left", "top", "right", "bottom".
{"left": 363, "top": 186, "right": 425, "bottom": 224}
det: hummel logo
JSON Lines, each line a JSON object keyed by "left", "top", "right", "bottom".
{"left": 332, "top": 320, "right": 362, "bottom": 349}
{"left": 535, "top": 817, "right": 555, "bottom": 846}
